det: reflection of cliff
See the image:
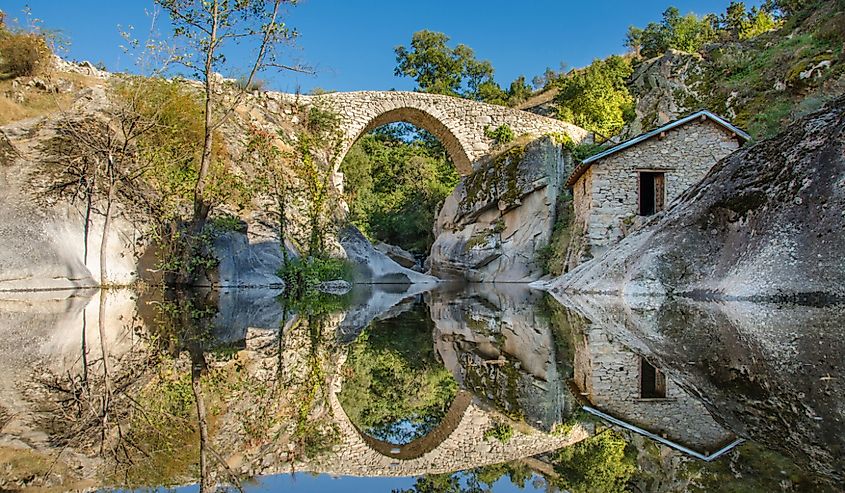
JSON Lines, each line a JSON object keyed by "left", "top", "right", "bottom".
{"left": 427, "top": 284, "right": 574, "bottom": 430}
{"left": 554, "top": 293, "right": 845, "bottom": 482}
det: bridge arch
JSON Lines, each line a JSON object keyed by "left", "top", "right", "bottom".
{"left": 290, "top": 91, "right": 592, "bottom": 178}
{"left": 348, "top": 106, "right": 474, "bottom": 175}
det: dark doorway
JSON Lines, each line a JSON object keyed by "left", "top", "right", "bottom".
{"left": 639, "top": 172, "right": 665, "bottom": 216}
{"left": 640, "top": 357, "right": 667, "bottom": 398}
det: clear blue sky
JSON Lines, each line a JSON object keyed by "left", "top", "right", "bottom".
{"left": 3, "top": 1, "right": 755, "bottom": 93}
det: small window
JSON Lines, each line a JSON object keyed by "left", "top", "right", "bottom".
{"left": 638, "top": 172, "right": 665, "bottom": 216}
{"left": 640, "top": 357, "right": 666, "bottom": 398}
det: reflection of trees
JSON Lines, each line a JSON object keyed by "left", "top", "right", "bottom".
{"left": 339, "top": 305, "right": 458, "bottom": 443}
{"left": 392, "top": 462, "right": 535, "bottom": 493}
{"left": 546, "top": 430, "right": 635, "bottom": 493}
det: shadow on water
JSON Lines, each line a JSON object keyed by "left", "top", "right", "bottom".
{"left": 0, "top": 284, "right": 842, "bottom": 491}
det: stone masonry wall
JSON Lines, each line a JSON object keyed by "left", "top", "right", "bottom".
{"left": 574, "top": 324, "right": 734, "bottom": 452}
{"left": 259, "top": 90, "right": 590, "bottom": 175}
{"left": 572, "top": 120, "right": 742, "bottom": 259}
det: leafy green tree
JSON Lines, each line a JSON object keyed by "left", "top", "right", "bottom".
{"left": 340, "top": 124, "right": 459, "bottom": 254}
{"left": 394, "top": 30, "right": 531, "bottom": 107}
{"left": 553, "top": 55, "right": 635, "bottom": 137}
{"left": 549, "top": 430, "right": 637, "bottom": 493}
{"left": 339, "top": 305, "right": 458, "bottom": 443}
{"left": 155, "top": 0, "right": 302, "bottom": 282}
{"left": 625, "top": 6, "right": 718, "bottom": 58}
{"left": 395, "top": 30, "right": 494, "bottom": 99}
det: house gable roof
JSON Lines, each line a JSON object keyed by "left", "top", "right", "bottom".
{"left": 565, "top": 110, "right": 751, "bottom": 187}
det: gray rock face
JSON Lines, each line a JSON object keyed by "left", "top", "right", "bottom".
{"left": 374, "top": 242, "right": 420, "bottom": 271}
{"left": 0, "top": 99, "right": 144, "bottom": 292}
{"left": 212, "top": 232, "right": 286, "bottom": 288}
{"left": 340, "top": 226, "right": 438, "bottom": 284}
{"left": 548, "top": 98, "right": 845, "bottom": 300}
{"left": 427, "top": 283, "right": 574, "bottom": 431}
{"left": 317, "top": 279, "right": 352, "bottom": 295}
{"left": 428, "top": 136, "right": 567, "bottom": 282}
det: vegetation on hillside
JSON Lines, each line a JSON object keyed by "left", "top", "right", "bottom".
{"left": 340, "top": 124, "right": 460, "bottom": 254}
{"left": 547, "top": 0, "right": 844, "bottom": 140}
{"left": 0, "top": 10, "right": 53, "bottom": 78}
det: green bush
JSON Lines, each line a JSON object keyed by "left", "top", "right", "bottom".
{"left": 484, "top": 124, "right": 515, "bottom": 146}
{"left": 340, "top": 124, "right": 460, "bottom": 254}
{"left": 0, "top": 30, "right": 52, "bottom": 78}
{"left": 550, "top": 430, "right": 636, "bottom": 493}
{"left": 278, "top": 256, "right": 353, "bottom": 298}
{"left": 483, "top": 420, "right": 514, "bottom": 443}
{"left": 209, "top": 212, "right": 246, "bottom": 233}
{"left": 553, "top": 55, "right": 635, "bottom": 138}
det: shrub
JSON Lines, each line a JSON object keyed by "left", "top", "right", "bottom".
{"left": 484, "top": 124, "right": 515, "bottom": 146}
{"left": 233, "top": 75, "right": 266, "bottom": 92}
{"left": 278, "top": 256, "right": 353, "bottom": 298}
{"left": 553, "top": 55, "right": 635, "bottom": 138}
{"left": 0, "top": 31, "right": 52, "bottom": 78}
{"left": 484, "top": 420, "right": 514, "bottom": 443}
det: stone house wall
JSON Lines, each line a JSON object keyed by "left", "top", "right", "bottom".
{"left": 574, "top": 325, "right": 734, "bottom": 452}
{"left": 572, "top": 119, "right": 742, "bottom": 259}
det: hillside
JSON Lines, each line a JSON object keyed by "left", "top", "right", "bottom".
{"left": 522, "top": 0, "right": 845, "bottom": 141}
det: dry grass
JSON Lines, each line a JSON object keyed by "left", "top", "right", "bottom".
{"left": 0, "top": 446, "right": 93, "bottom": 493}
{"left": 0, "top": 71, "right": 103, "bottom": 126}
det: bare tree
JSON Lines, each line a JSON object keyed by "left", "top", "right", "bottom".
{"left": 155, "top": 0, "right": 307, "bottom": 250}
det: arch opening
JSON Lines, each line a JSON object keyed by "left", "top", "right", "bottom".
{"left": 337, "top": 301, "right": 462, "bottom": 457}
{"left": 339, "top": 116, "right": 462, "bottom": 256}
{"left": 342, "top": 106, "right": 474, "bottom": 176}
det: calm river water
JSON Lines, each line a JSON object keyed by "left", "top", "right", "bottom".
{"left": 0, "top": 283, "right": 842, "bottom": 492}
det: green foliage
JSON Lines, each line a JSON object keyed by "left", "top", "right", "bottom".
{"left": 233, "top": 75, "right": 267, "bottom": 92}
{"left": 484, "top": 124, "right": 515, "bottom": 146}
{"left": 338, "top": 305, "right": 459, "bottom": 443}
{"left": 209, "top": 212, "right": 246, "bottom": 233}
{"left": 553, "top": 55, "right": 635, "bottom": 137}
{"left": 625, "top": 3, "right": 781, "bottom": 58}
{"left": 550, "top": 430, "right": 637, "bottom": 493}
{"left": 394, "top": 29, "right": 495, "bottom": 99}
{"left": 278, "top": 256, "right": 353, "bottom": 299}
{"left": 625, "top": 7, "right": 718, "bottom": 58}
{"left": 393, "top": 463, "right": 533, "bottom": 493}
{"left": 483, "top": 420, "right": 514, "bottom": 443}
{"left": 340, "top": 124, "right": 459, "bottom": 254}
{"left": 394, "top": 30, "right": 537, "bottom": 107}
{"left": 120, "top": 367, "right": 199, "bottom": 488}
{"left": 113, "top": 76, "right": 247, "bottom": 223}
{"left": 284, "top": 102, "right": 345, "bottom": 258}
{"left": 537, "top": 198, "right": 573, "bottom": 276}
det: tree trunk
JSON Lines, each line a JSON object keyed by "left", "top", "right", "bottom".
{"left": 190, "top": 0, "right": 220, "bottom": 238}
{"left": 191, "top": 348, "right": 211, "bottom": 492}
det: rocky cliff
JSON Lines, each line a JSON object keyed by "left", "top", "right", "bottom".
{"left": 546, "top": 96, "right": 845, "bottom": 300}
{"left": 428, "top": 136, "right": 568, "bottom": 282}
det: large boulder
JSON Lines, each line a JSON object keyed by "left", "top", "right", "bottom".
{"left": 428, "top": 136, "right": 568, "bottom": 282}
{"left": 340, "top": 226, "right": 438, "bottom": 285}
{"left": 546, "top": 97, "right": 845, "bottom": 300}
{"left": 374, "top": 242, "right": 420, "bottom": 271}
{"left": 0, "top": 95, "right": 144, "bottom": 292}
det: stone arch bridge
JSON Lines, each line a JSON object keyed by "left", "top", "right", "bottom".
{"left": 263, "top": 91, "right": 590, "bottom": 175}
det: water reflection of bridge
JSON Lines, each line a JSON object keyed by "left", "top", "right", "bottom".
{"left": 297, "top": 283, "right": 589, "bottom": 477}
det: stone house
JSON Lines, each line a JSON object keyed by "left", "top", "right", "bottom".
{"left": 567, "top": 110, "right": 750, "bottom": 263}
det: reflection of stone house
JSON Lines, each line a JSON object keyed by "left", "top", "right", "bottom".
{"left": 567, "top": 111, "right": 750, "bottom": 261}
{"left": 573, "top": 325, "right": 736, "bottom": 456}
